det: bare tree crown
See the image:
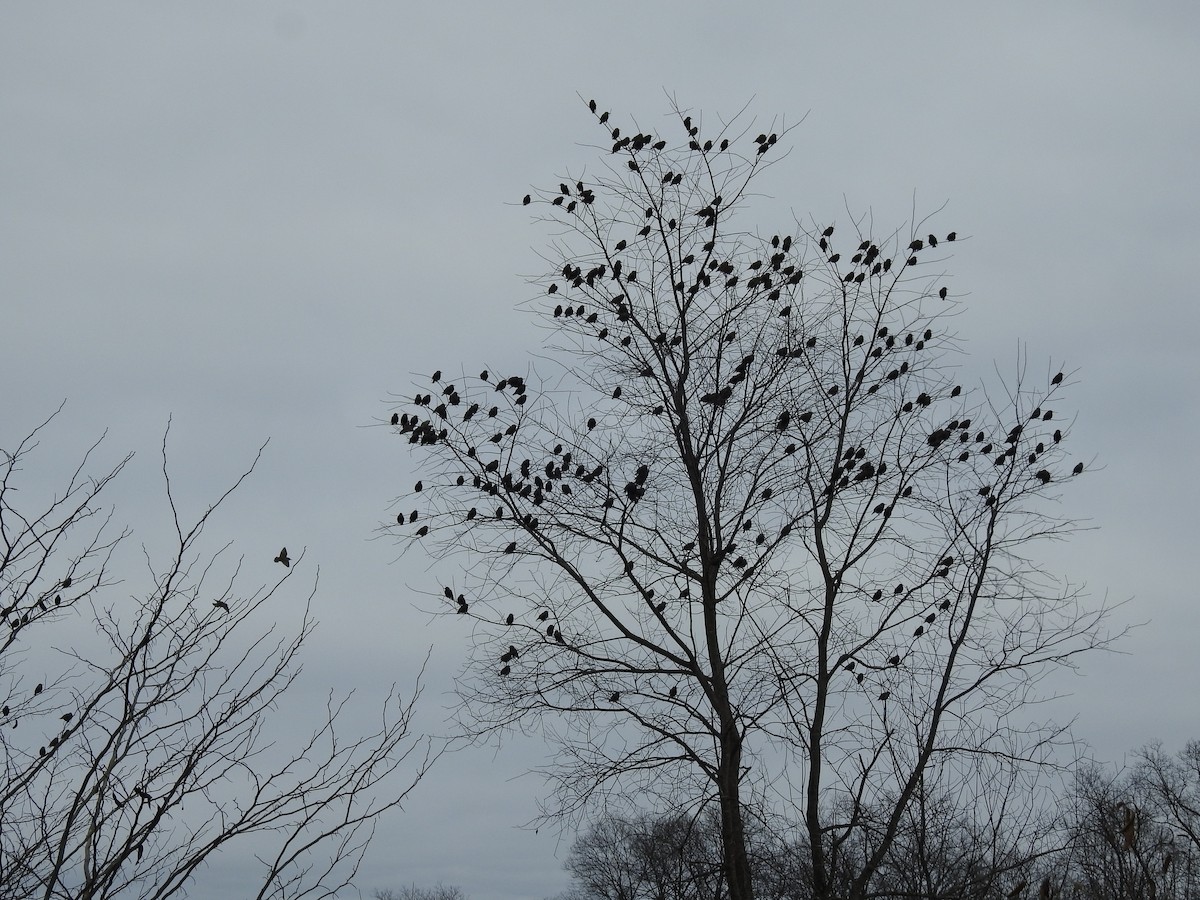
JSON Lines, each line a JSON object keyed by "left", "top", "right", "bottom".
{"left": 389, "top": 101, "right": 1113, "bottom": 900}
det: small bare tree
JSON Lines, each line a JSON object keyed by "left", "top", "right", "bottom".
{"left": 0, "top": 408, "right": 438, "bottom": 900}
{"left": 1136, "top": 742, "right": 1200, "bottom": 864}
{"left": 388, "top": 101, "right": 1115, "bottom": 900}
{"left": 374, "top": 885, "right": 468, "bottom": 900}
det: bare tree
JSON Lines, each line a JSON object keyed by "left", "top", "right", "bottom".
{"left": 561, "top": 759, "right": 1058, "bottom": 900}
{"left": 1055, "top": 757, "right": 1198, "bottom": 900}
{"left": 562, "top": 808, "right": 731, "bottom": 900}
{"left": 388, "top": 101, "right": 1116, "bottom": 900}
{"left": 0, "top": 408, "right": 438, "bottom": 900}
{"left": 374, "top": 885, "right": 468, "bottom": 900}
{"left": 1136, "top": 742, "right": 1200, "bottom": 863}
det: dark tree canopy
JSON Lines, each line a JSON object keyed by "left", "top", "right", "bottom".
{"left": 388, "top": 101, "right": 1113, "bottom": 900}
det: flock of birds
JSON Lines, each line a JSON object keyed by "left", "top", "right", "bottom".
{"left": 387, "top": 104, "right": 1084, "bottom": 712}
{"left": 0, "top": 575, "right": 76, "bottom": 756}
{"left": 2, "top": 545, "right": 297, "bottom": 759}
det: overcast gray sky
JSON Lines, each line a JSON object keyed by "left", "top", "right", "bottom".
{"left": 3, "top": 4, "right": 1198, "bottom": 899}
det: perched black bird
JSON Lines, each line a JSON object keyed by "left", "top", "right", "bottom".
{"left": 34, "top": 683, "right": 43, "bottom": 695}
{"left": 500, "top": 665, "right": 511, "bottom": 677}
{"left": 946, "top": 232, "right": 957, "bottom": 241}
{"left": 1072, "top": 462, "right": 1084, "bottom": 475}
{"left": 522, "top": 194, "right": 531, "bottom": 205}
{"left": 432, "top": 370, "right": 442, "bottom": 382}
{"left": 390, "top": 413, "right": 399, "bottom": 425}
{"left": 914, "top": 626, "right": 924, "bottom": 637}
{"left": 213, "top": 600, "right": 229, "bottom": 612}
{"left": 889, "top": 655, "right": 901, "bottom": 666}
{"left": 61, "top": 713, "right": 72, "bottom": 722}
{"left": 505, "top": 613, "right": 514, "bottom": 625}
{"left": 668, "top": 686, "right": 677, "bottom": 698}
{"left": 608, "top": 692, "right": 620, "bottom": 703}
{"left": 879, "top": 691, "right": 890, "bottom": 701}
{"left": 274, "top": 547, "right": 291, "bottom": 567}
{"left": 537, "top": 610, "right": 550, "bottom": 621}
{"left": 504, "top": 541, "right": 517, "bottom": 554}
{"left": 1052, "top": 371, "right": 1064, "bottom": 385}
{"left": 62, "top": 577, "right": 72, "bottom": 589}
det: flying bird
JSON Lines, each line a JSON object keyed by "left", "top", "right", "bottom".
{"left": 274, "top": 547, "right": 291, "bottom": 567}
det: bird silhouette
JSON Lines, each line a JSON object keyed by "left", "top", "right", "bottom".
{"left": 537, "top": 610, "right": 550, "bottom": 621}
{"left": 609, "top": 692, "right": 620, "bottom": 703}
{"left": 500, "top": 665, "right": 511, "bottom": 677}
{"left": 879, "top": 691, "right": 890, "bottom": 701}
{"left": 505, "top": 613, "right": 514, "bottom": 625}
{"left": 35, "top": 683, "right": 43, "bottom": 695}
{"left": 1052, "top": 371, "right": 1064, "bottom": 385}
{"left": 213, "top": 600, "right": 229, "bottom": 612}
{"left": 274, "top": 548, "right": 290, "bottom": 567}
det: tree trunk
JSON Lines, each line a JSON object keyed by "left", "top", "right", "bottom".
{"left": 718, "top": 723, "right": 755, "bottom": 900}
